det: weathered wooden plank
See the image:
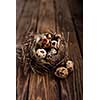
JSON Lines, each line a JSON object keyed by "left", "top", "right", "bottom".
{"left": 37, "top": 0, "right": 55, "bottom": 32}
{"left": 16, "top": 0, "right": 40, "bottom": 44}
{"left": 67, "top": 0, "right": 83, "bottom": 54}
{"left": 72, "top": 16, "right": 83, "bottom": 55}
{"left": 16, "top": 0, "right": 40, "bottom": 100}
{"left": 27, "top": 0, "right": 60, "bottom": 100}
{"left": 28, "top": 73, "right": 59, "bottom": 100}
{"left": 16, "top": 0, "right": 83, "bottom": 100}
{"left": 16, "top": 63, "right": 30, "bottom": 100}
{"left": 16, "top": 0, "right": 27, "bottom": 25}
{"left": 16, "top": 44, "right": 31, "bottom": 100}
{"left": 55, "top": 0, "right": 83, "bottom": 100}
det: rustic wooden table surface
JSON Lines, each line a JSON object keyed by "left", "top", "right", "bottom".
{"left": 16, "top": 0, "right": 83, "bottom": 100}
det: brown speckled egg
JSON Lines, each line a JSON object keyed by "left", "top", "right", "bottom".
{"left": 35, "top": 49, "right": 47, "bottom": 59}
{"left": 55, "top": 67, "right": 68, "bottom": 78}
{"left": 66, "top": 60, "right": 74, "bottom": 71}
{"left": 51, "top": 40, "right": 58, "bottom": 49}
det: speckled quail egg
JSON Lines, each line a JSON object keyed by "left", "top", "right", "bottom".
{"left": 42, "top": 37, "right": 49, "bottom": 44}
{"left": 66, "top": 60, "right": 74, "bottom": 71}
{"left": 45, "top": 33, "right": 52, "bottom": 39}
{"left": 41, "top": 35, "right": 51, "bottom": 48}
{"left": 35, "top": 49, "right": 47, "bottom": 59}
{"left": 55, "top": 67, "right": 68, "bottom": 78}
{"left": 47, "top": 48, "right": 57, "bottom": 58}
{"left": 50, "top": 48, "right": 57, "bottom": 55}
{"left": 51, "top": 40, "right": 58, "bottom": 49}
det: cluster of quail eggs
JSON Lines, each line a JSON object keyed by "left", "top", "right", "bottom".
{"left": 31, "top": 32, "right": 62, "bottom": 61}
{"left": 29, "top": 32, "right": 74, "bottom": 78}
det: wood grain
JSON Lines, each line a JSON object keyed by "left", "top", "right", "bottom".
{"left": 28, "top": 0, "right": 60, "bottom": 100}
{"left": 28, "top": 73, "right": 60, "bottom": 100}
{"left": 16, "top": 0, "right": 40, "bottom": 100}
{"left": 16, "top": 0, "right": 83, "bottom": 100}
{"left": 16, "top": 0, "right": 27, "bottom": 24}
{"left": 55, "top": 0, "right": 83, "bottom": 100}
{"left": 67, "top": 0, "right": 83, "bottom": 54}
{"left": 37, "top": 0, "right": 56, "bottom": 33}
{"left": 16, "top": 0, "right": 40, "bottom": 44}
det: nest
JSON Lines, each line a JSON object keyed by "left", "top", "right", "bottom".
{"left": 16, "top": 31, "right": 74, "bottom": 78}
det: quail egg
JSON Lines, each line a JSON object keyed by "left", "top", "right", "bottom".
{"left": 35, "top": 49, "right": 47, "bottom": 59}
{"left": 51, "top": 40, "right": 58, "bottom": 49}
{"left": 55, "top": 67, "right": 68, "bottom": 78}
{"left": 50, "top": 48, "right": 57, "bottom": 55}
{"left": 42, "top": 35, "right": 50, "bottom": 48}
{"left": 66, "top": 60, "right": 74, "bottom": 71}
{"left": 47, "top": 48, "right": 57, "bottom": 58}
{"left": 45, "top": 33, "right": 52, "bottom": 39}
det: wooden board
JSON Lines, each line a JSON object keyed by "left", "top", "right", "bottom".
{"left": 67, "top": 0, "right": 83, "bottom": 54}
{"left": 28, "top": 0, "right": 60, "bottom": 100}
{"left": 16, "top": 0, "right": 40, "bottom": 100}
{"left": 16, "top": 0, "right": 27, "bottom": 24}
{"left": 55, "top": 0, "right": 83, "bottom": 100}
{"left": 37, "top": 0, "right": 56, "bottom": 32}
{"left": 16, "top": 0, "right": 40, "bottom": 44}
{"left": 16, "top": 0, "right": 83, "bottom": 100}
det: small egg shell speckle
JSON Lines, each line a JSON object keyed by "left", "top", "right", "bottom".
{"left": 35, "top": 49, "right": 47, "bottom": 59}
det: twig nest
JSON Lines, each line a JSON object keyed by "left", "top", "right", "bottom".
{"left": 26, "top": 31, "right": 70, "bottom": 76}
{"left": 35, "top": 49, "right": 47, "bottom": 59}
{"left": 17, "top": 31, "right": 74, "bottom": 78}
{"left": 66, "top": 60, "right": 74, "bottom": 71}
{"left": 55, "top": 67, "right": 68, "bottom": 78}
